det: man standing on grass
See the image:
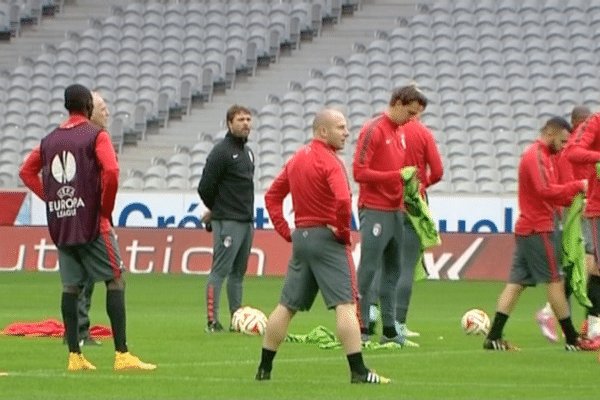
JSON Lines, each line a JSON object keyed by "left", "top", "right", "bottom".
{"left": 256, "top": 109, "right": 389, "bottom": 384}
{"left": 353, "top": 86, "right": 427, "bottom": 345}
{"left": 484, "top": 117, "right": 587, "bottom": 351}
{"left": 70, "top": 91, "right": 111, "bottom": 347}
{"left": 19, "top": 84, "right": 156, "bottom": 371}
{"left": 567, "top": 106, "right": 600, "bottom": 343}
{"left": 536, "top": 105, "right": 594, "bottom": 343}
{"left": 198, "top": 105, "right": 255, "bottom": 333}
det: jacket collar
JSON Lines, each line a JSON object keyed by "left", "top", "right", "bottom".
{"left": 225, "top": 131, "right": 247, "bottom": 146}
{"left": 312, "top": 138, "right": 338, "bottom": 153}
{"left": 59, "top": 113, "right": 89, "bottom": 129}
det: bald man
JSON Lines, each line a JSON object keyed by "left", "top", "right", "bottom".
{"left": 256, "top": 109, "right": 389, "bottom": 384}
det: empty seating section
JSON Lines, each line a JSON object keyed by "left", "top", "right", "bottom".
{"left": 0, "top": 0, "right": 341, "bottom": 189}
{"left": 254, "top": 0, "right": 599, "bottom": 194}
{"left": 0, "top": 0, "right": 593, "bottom": 194}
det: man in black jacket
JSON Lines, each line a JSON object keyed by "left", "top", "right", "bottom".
{"left": 198, "top": 105, "right": 255, "bottom": 332}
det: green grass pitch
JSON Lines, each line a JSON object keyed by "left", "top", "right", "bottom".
{"left": 1, "top": 273, "right": 600, "bottom": 399}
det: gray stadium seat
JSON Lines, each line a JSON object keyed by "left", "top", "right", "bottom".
{"left": 479, "top": 181, "right": 505, "bottom": 194}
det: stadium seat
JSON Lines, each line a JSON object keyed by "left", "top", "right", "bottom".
{"left": 454, "top": 181, "right": 478, "bottom": 193}
{"left": 121, "top": 177, "right": 144, "bottom": 190}
{"left": 479, "top": 181, "right": 505, "bottom": 194}
{"left": 428, "top": 180, "right": 453, "bottom": 193}
{"left": 451, "top": 167, "right": 476, "bottom": 183}
{"left": 447, "top": 143, "right": 471, "bottom": 158}
{"left": 473, "top": 155, "right": 498, "bottom": 171}
{"left": 475, "top": 168, "right": 501, "bottom": 184}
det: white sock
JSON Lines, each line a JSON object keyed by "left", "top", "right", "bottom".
{"left": 369, "top": 305, "right": 380, "bottom": 322}
{"left": 588, "top": 315, "right": 600, "bottom": 339}
{"left": 542, "top": 302, "right": 552, "bottom": 315}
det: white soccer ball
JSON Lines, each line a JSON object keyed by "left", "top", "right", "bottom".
{"left": 232, "top": 306, "right": 268, "bottom": 336}
{"left": 461, "top": 309, "right": 491, "bottom": 335}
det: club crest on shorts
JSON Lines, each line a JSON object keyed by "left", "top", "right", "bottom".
{"left": 224, "top": 236, "right": 232, "bottom": 248}
{"left": 372, "top": 223, "right": 382, "bottom": 237}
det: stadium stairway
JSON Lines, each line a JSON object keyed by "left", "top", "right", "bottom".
{"left": 118, "top": 0, "right": 420, "bottom": 184}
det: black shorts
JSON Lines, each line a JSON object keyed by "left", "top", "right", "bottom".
{"left": 280, "top": 227, "right": 357, "bottom": 311}
{"left": 58, "top": 230, "right": 123, "bottom": 287}
{"left": 508, "top": 231, "right": 563, "bottom": 286}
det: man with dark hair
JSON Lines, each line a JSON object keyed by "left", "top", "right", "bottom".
{"left": 67, "top": 91, "right": 111, "bottom": 347}
{"left": 484, "top": 117, "right": 586, "bottom": 351}
{"left": 198, "top": 105, "right": 255, "bottom": 332}
{"left": 393, "top": 113, "right": 443, "bottom": 339}
{"left": 536, "top": 105, "right": 593, "bottom": 343}
{"left": 255, "top": 108, "right": 389, "bottom": 384}
{"left": 20, "top": 84, "right": 156, "bottom": 371}
{"left": 353, "top": 85, "right": 427, "bottom": 345}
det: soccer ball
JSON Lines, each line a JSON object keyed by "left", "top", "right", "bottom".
{"left": 461, "top": 309, "right": 490, "bottom": 335}
{"left": 232, "top": 306, "right": 268, "bottom": 336}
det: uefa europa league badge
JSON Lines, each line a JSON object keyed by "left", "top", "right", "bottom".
{"left": 224, "top": 236, "right": 232, "bottom": 248}
{"left": 372, "top": 223, "right": 382, "bottom": 237}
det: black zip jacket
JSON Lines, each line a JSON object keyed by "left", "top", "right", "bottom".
{"left": 198, "top": 132, "right": 255, "bottom": 222}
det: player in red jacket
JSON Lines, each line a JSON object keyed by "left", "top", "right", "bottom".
{"left": 353, "top": 86, "right": 427, "bottom": 345}
{"left": 256, "top": 109, "right": 389, "bottom": 384}
{"left": 536, "top": 106, "right": 592, "bottom": 343}
{"left": 566, "top": 107, "right": 600, "bottom": 342}
{"left": 484, "top": 117, "right": 586, "bottom": 351}
{"left": 20, "top": 84, "right": 155, "bottom": 371}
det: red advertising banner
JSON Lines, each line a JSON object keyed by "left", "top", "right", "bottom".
{"left": 0, "top": 226, "right": 514, "bottom": 280}
{"left": 0, "top": 191, "right": 26, "bottom": 226}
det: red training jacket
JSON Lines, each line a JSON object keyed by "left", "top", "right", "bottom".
{"left": 400, "top": 119, "right": 444, "bottom": 196}
{"left": 265, "top": 139, "right": 352, "bottom": 244}
{"left": 515, "top": 139, "right": 584, "bottom": 235}
{"left": 353, "top": 113, "right": 405, "bottom": 211}
{"left": 559, "top": 121, "right": 593, "bottom": 182}
{"left": 567, "top": 113, "right": 600, "bottom": 217}
{"left": 19, "top": 114, "right": 119, "bottom": 233}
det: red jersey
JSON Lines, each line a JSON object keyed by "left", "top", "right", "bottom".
{"left": 567, "top": 113, "right": 600, "bottom": 217}
{"left": 265, "top": 139, "right": 352, "bottom": 244}
{"left": 400, "top": 119, "right": 443, "bottom": 196}
{"left": 353, "top": 113, "right": 404, "bottom": 211}
{"left": 515, "top": 139, "right": 584, "bottom": 235}
{"left": 19, "top": 114, "right": 119, "bottom": 233}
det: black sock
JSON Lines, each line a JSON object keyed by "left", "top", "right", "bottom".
{"left": 558, "top": 317, "right": 578, "bottom": 345}
{"left": 62, "top": 292, "right": 80, "bottom": 353}
{"left": 106, "top": 290, "right": 128, "bottom": 353}
{"left": 258, "top": 348, "right": 276, "bottom": 372}
{"left": 347, "top": 352, "right": 368, "bottom": 375}
{"left": 487, "top": 312, "right": 509, "bottom": 341}
{"left": 587, "top": 275, "right": 600, "bottom": 316}
{"left": 382, "top": 325, "right": 397, "bottom": 338}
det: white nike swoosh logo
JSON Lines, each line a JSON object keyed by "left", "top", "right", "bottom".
{"left": 233, "top": 154, "right": 239, "bottom": 159}
{"left": 386, "top": 140, "right": 391, "bottom": 144}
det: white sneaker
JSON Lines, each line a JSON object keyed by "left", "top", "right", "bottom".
{"left": 395, "top": 322, "right": 420, "bottom": 337}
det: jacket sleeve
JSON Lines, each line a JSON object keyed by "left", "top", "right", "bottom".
{"left": 326, "top": 163, "right": 352, "bottom": 245}
{"left": 555, "top": 152, "right": 575, "bottom": 184}
{"left": 95, "top": 131, "right": 119, "bottom": 221}
{"left": 19, "top": 145, "right": 45, "bottom": 200}
{"left": 352, "top": 125, "right": 402, "bottom": 184}
{"left": 525, "top": 152, "right": 584, "bottom": 207}
{"left": 423, "top": 131, "right": 444, "bottom": 187}
{"left": 197, "top": 146, "right": 224, "bottom": 210}
{"left": 264, "top": 165, "right": 292, "bottom": 242}
{"left": 567, "top": 115, "right": 600, "bottom": 165}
